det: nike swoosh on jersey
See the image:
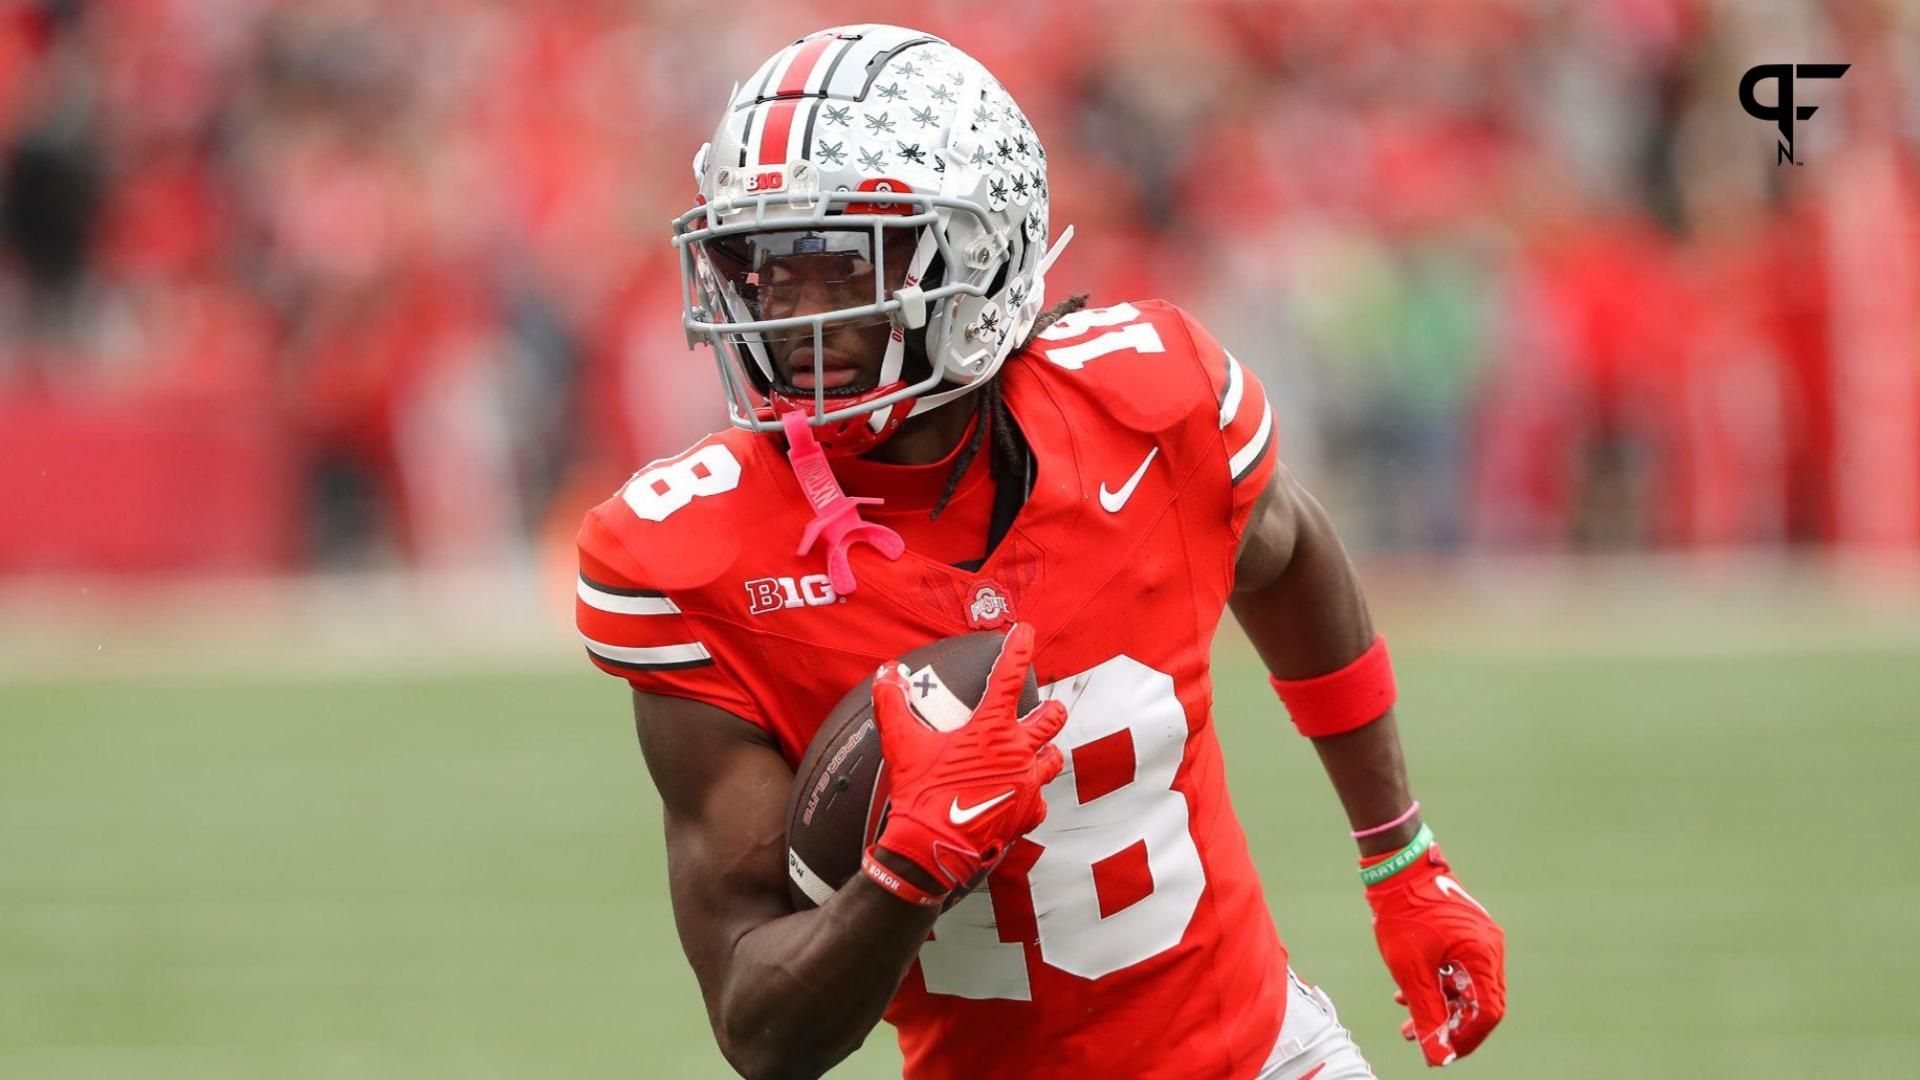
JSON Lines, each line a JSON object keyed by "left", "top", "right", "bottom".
{"left": 1435, "top": 874, "right": 1490, "bottom": 915}
{"left": 949, "top": 790, "right": 1015, "bottom": 825}
{"left": 1099, "top": 447, "right": 1159, "bottom": 513}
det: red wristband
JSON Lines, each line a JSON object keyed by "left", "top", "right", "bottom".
{"left": 861, "top": 849, "right": 945, "bottom": 908}
{"left": 1269, "top": 634, "right": 1397, "bottom": 737}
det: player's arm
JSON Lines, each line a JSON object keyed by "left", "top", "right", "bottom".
{"left": 634, "top": 688, "right": 940, "bottom": 1080}
{"left": 1228, "top": 461, "right": 1506, "bottom": 1067}
{"left": 581, "top": 506, "right": 1060, "bottom": 1078}
{"left": 1228, "top": 464, "right": 1412, "bottom": 853}
{"left": 634, "top": 624, "right": 1065, "bottom": 1080}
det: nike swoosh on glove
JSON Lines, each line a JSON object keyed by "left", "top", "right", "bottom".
{"left": 1365, "top": 842, "right": 1507, "bottom": 1067}
{"left": 869, "top": 623, "right": 1067, "bottom": 898}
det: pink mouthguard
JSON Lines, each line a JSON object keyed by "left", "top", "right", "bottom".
{"left": 781, "top": 409, "right": 904, "bottom": 595}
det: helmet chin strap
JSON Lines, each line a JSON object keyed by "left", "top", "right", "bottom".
{"left": 868, "top": 226, "right": 942, "bottom": 433}
{"left": 906, "top": 380, "right": 984, "bottom": 418}
{"left": 1034, "top": 223, "right": 1075, "bottom": 279}
{"left": 866, "top": 331, "right": 910, "bottom": 432}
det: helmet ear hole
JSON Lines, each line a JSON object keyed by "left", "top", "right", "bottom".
{"left": 978, "top": 229, "right": 1021, "bottom": 309}
{"left": 985, "top": 260, "right": 1010, "bottom": 302}
{"left": 919, "top": 249, "right": 946, "bottom": 293}
{"left": 998, "top": 230, "right": 1024, "bottom": 296}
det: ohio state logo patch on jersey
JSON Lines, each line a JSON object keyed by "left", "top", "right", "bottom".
{"left": 966, "top": 580, "right": 1013, "bottom": 629}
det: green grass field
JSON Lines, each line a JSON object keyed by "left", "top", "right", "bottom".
{"left": 4, "top": 627, "right": 1918, "bottom": 1078}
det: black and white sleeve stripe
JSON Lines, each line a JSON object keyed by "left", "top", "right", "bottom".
{"left": 576, "top": 573, "right": 715, "bottom": 672}
{"left": 1219, "top": 351, "right": 1275, "bottom": 484}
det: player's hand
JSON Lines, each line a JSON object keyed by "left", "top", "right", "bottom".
{"left": 1365, "top": 841, "right": 1506, "bottom": 1066}
{"left": 868, "top": 623, "right": 1067, "bottom": 899}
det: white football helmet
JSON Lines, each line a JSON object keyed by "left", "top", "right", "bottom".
{"left": 672, "top": 24, "right": 1070, "bottom": 455}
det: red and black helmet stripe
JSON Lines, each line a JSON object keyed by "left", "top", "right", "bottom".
{"left": 745, "top": 32, "right": 843, "bottom": 168}
{"left": 736, "top": 105, "right": 758, "bottom": 168}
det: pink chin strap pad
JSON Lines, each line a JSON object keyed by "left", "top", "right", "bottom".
{"left": 781, "top": 409, "right": 905, "bottom": 595}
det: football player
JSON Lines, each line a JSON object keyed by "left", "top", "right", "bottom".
{"left": 577, "top": 25, "right": 1506, "bottom": 1079}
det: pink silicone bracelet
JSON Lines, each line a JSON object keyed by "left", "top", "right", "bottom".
{"left": 1350, "top": 800, "right": 1420, "bottom": 839}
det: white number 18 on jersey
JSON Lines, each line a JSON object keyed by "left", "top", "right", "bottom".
{"left": 916, "top": 654, "right": 1205, "bottom": 1000}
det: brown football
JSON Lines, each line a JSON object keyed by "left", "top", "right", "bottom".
{"left": 784, "top": 631, "right": 1039, "bottom": 911}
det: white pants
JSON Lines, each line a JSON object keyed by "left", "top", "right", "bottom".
{"left": 1255, "top": 969, "right": 1377, "bottom": 1080}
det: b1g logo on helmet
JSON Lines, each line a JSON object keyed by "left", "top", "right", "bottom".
{"left": 743, "top": 169, "right": 786, "bottom": 193}
{"left": 966, "top": 580, "right": 1013, "bottom": 629}
{"left": 746, "top": 574, "right": 839, "bottom": 615}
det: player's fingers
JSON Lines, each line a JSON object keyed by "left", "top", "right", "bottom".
{"left": 1016, "top": 789, "right": 1051, "bottom": 835}
{"left": 872, "top": 662, "right": 908, "bottom": 698}
{"left": 1395, "top": 990, "right": 1408, "bottom": 1006}
{"left": 1034, "top": 742, "right": 1065, "bottom": 786}
{"left": 1449, "top": 1013, "right": 1497, "bottom": 1060}
{"left": 1400, "top": 1018, "right": 1416, "bottom": 1041}
{"left": 1442, "top": 953, "right": 1504, "bottom": 1059}
{"left": 1392, "top": 967, "right": 1451, "bottom": 1065}
{"left": 1411, "top": 994, "right": 1458, "bottom": 1067}
{"left": 1019, "top": 699, "right": 1069, "bottom": 748}
{"left": 981, "top": 623, "right": 1036, "bottom": 710}
{"left": 871, "top": 664, "right": 918, "bottom": 733}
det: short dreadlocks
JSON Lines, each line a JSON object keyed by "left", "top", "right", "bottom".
{"left": 929, "top": 293, "right": 1089, "bottom": 519}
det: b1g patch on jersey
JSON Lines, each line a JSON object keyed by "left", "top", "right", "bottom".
{"left": 745, "top": 574, "right": 841, "bottom": 614}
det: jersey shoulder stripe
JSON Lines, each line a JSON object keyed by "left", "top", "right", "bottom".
{"left": 578, "top": 573, "right": 680, "bottom": 616}
{"left": 1217, "top": 350, "right": 1246, "bottom": 430}
{"left": 1227, "top": 386, "right": 1275, "bottom": 485}
{"left": 1163, "top": 305, "right": 1277, "bottom": 491}
{"left": 582, "top": 639, "right": 714, "bottom": 672}
{"left": 575, "top": 496, "right": 760, "bottom": 720}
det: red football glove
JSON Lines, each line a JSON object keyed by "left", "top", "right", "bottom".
{"left": 1364, "top": 838, "right": 1507, "bottom": 1067}
{"left": 866, "top": 624, "right": 1067, "bottom": 902}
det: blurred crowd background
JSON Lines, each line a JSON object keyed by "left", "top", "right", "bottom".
{"left": 2, "top": 0, "right": 1917, "bottom": 576}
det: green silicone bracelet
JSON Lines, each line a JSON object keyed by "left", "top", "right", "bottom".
{"left": 1358, "top": 822, "right": 1435, "bottom": 886}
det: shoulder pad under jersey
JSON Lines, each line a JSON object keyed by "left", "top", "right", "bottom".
{"left": 580, "top": 427, "right": 764, "bottom": 595}
{"left": 1014, "top": 297, "right": 1277, "bottom": 503}
{"left": 1016, "top": 299, "right": 1208, "bottom": 439}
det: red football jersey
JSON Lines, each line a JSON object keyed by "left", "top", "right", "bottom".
{"left": 578, "top": 299, "right": 1287, "bottom": 1079}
